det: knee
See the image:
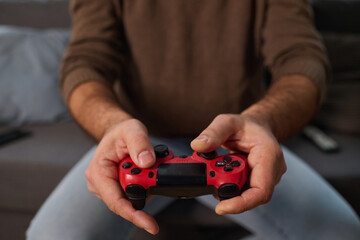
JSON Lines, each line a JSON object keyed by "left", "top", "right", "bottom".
{"left": 26, "top": 212, "right": 86, "bottom": 240}
{"left": 26, "top": 217, "right": 49, "bottom": 240}
{"left": 26, "top": 214, "right": 66, "bottom": 240}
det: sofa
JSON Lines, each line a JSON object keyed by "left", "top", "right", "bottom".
{"left": 284, "top": 0, "right": 360, "bottom": 216}
{"left": 0, "top": 1, "right": 359, "bottom": 240}
{"left": 0, "top": 1, "right": 95, "bottom": 240}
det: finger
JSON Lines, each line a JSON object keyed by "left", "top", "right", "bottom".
{"left": 88, "top": 183, "right": 103, "bottom": 199}
{"left": 87, "top": 182, "right": 97, "bottom": 194}
{"left": 97, "top": 175, "right": 159, "bottom": 234}
{"left": 191, "top": 114, "right": 238, "bottom": 152}
{"left": 215, "top": 186, "right": 273, "bottom": 215}
{"left": 121, "top": 120, "right": 156, "bottom": 168}
{"left": 215, "top": 148, "right": 280, "bottom": 214}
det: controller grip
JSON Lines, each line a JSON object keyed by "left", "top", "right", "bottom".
{"left": 125, "top": 184, "right": 147, "bottom": 210}
{"left": 129, "top": 199, "right": 146, "bottom": 210}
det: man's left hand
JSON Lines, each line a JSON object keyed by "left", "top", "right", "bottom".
{"left": 191, "top": 114, "right": 287, "bottom": 215}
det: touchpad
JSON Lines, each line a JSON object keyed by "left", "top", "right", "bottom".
{"left": 157, "top": 163, "right": 207, "bottom": 185}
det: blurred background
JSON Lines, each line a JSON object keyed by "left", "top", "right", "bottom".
{"left": 0, "top": 0, "right": 359, "bottom": 239}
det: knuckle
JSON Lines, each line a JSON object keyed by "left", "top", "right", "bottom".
{"left": 107, "top": 202, "right": 117, "bottom": 214}
{"left": 277, "top": 148, "right": 285, "bottom": 160}
{"left": 260, "top": 189, "right": 273, "bottom": 204}
{"left": 275, "top": 148, "right": 287, "bottom": 175}
{"left": 109, "top": 119, "right": 146, "bottom": 138}
{"left": 216, "top": 114, "right": 235, "bottom": 125}
{"left": 127, "top": 134, "right": 151, "bottom": 153}
{"left": 271, "top": 144, "right": 284, "bottom": 162}
{"left": 127, "top": 211, "right": 136, "bottom": 223}
{"left": 125, "top": 118, "right": 140, "bottom": 127}
{"left": 282, "top": 163, "right": 288, "bottom": 174}
{"left": 125, "top": 119, "right": 145, "bottom": 130}
{"left": 134, "top": 133, "right": 149, "bottom": 143}
{"left": 106, "top": 198, "right": 122, "bottom": 215}
{"left": 124, "top": 121, "right": 149, "bottom": 140}
{"left": 87, "top": 183, "right": 95, "bottom": 193}
{"left": 202, "top": 127, "right": 217, "bottom": 137}
{"left": 85, "top": 169, "right": 92, "bottom": 181}
{"left": 233, "top": 199, "right": 247, "bottom": 214}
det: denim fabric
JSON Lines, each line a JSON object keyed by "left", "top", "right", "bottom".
{"left": 27, "top": 137, "right": 360, "bottom": 240}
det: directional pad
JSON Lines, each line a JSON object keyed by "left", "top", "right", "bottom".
{"left": 223, "top": 156, "right": 232, "bottom": 163}
{"left": 224, "top": 165, "right": 233, "bottom": 172}
{"left": 215, "top": 161, "right": 226, "bottom": 167}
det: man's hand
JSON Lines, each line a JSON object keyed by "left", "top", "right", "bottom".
{"left": 85, "top": 119, "right": 159, "bottom": 234}
{"left": 69, "top": 82, "right": 161, "bottom": 234}
{"left": 191, "top": 114, "right": 287, "bottom": 215}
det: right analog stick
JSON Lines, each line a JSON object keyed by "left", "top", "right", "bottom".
{"left": 218, "top": 183, "right": 241, "bottom": 200}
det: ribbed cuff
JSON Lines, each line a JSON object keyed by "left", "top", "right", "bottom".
{"left": 272, "top": 58, "right": 328, "bottom": 105}
{"left": 60, "top": 68, "right": 112, "bottom": 103}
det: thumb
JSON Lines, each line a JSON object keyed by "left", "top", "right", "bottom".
{"left": 121, "top": 119, "right": 155, "bottom": 168}
{"left": 191, "top": 114, "right": 236, "bottom": 153}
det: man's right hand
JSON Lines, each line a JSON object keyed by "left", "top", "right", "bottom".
{"left": 84, "top": 119, "right": 159, "bottom": 234}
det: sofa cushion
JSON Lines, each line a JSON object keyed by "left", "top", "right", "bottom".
{"left": 323, "top": 33, "right": 360, "bottom": 78}
{"left": 0, "top": 0, "right": 70, "bottom": 29}
{"left": 0, "top": 120, "right": 95, "bottom": 211}
{"left": 284, "top": 130, "right": 360, "bottom": 178}
{"left": 0, "top": 211, "right": 34, "bottom": 240}
{"left": 314, "top": 32, "right": 360, "bottom": 134}
{"left": 0, "top": 26, "right": 71, "bottom": 126}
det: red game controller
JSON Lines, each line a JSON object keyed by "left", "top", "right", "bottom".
{"left": 119, "top": 144, "right": 249, "bottom": 210}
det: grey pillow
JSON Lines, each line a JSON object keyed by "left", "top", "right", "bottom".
{"left": 0, "top": 26, "right": 70, "bottom": 126}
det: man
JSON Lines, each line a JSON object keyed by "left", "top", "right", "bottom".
{"left": 27, "top": 0, "right": 360, "bottom": 239}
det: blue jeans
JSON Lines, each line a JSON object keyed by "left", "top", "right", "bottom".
{"left": 27, "top": 137, "right": 360, "bottom": 240}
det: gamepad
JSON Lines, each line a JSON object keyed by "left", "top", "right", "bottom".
{"left": 118, "top": 144, "right": 249, "bottom": 210}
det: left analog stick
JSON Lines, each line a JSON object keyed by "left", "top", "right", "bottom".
{"left": 154, "top": 144, "right": 169, "bottom": 158}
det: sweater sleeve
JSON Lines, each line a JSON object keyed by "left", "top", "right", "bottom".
{"left": 261, "top": 0, "right": 330, "bottom": 104}
{"left": 60, "top": 0, "right": 126, "bottom": 103}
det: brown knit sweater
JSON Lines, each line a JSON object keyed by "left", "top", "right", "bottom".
{"left": 60, "top": 0, "right": 328, "bottom": 137}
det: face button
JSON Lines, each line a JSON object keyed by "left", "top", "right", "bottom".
{"left": 154, "top": 144, "right": 169, "bottom": 158}
{"left": 224, "top": 165, "right": 233, "bottom": 172}
{"left": 122, "top": 162, "right": 132, "bottom": 169}
{"left": 215, "top": 161, "right": 226, "bottom": 167}
{"left": 197, "top": 151, "right": 217, "bottom": 160}
{"left": 148, "top": 171, "right": 154, "bottom": 178}
{"left": 210, "top": 171, "right": 215, "bottom": 177}
{"left": 179, "top": 155, "right": 187, "bottom": 158}
{"left": 223, "top": 156, "right": 232, "bottom": 163}
{"left": 131, "top": 168, "right": 141, "bottom": 175}
{"left": 230, "top": 160, "right": 241, "bottom": 167}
